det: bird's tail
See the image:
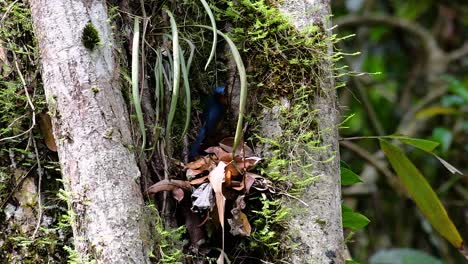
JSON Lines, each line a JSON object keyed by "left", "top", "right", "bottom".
{"left": 189, "top": 126, "right": 206, "bottom": 161}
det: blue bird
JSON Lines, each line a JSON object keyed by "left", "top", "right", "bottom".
{"left": 189, "top": 86, "right": 226, "bottom": 160}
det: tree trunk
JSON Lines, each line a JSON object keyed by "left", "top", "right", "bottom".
{"left": 29, "top": 1, "right": 150, "bottom": 262}
{"left": 277, "top": 1, "right": 345, "bottom": 263}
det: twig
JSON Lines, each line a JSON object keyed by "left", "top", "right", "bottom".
{"left": 447, "top": 41, "right": 468, "bottom": 62}
{"left": 279, "top": 192, "right": 309, "bottom": 207}
{"left": 335, "top": 14, "right": 441, "bottom": 57}
{"left": 0, "top": 52, "right": 36, "bottom": 142}
{"left": 1, "top": 0, "right": 19, "bottom": 24}
{"left": 397, "top": 84, "right": 448, "bottom": 135}
{"left": 31, "top": 134, "right": 43, "bottom": 239}
{"left": 340, "top": 141, "right": 402, "bottom": 194}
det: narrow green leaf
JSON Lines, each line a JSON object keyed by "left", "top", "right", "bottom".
{"left": 388, "top": 136, "right": 440, "bottom": 152}
{"left": 345, "top": 260, "right": 360, "bottom": 264}
{"left": 341, "top": 167, "right": 362, "bottom": 186}
{"left": 199, "top": 0, "right": 217, "bottom": 70}
{"left": 197, "top": 25, "right": 248, "bottom": 157}
{"left": 380, "top": 139, "right": 463, "bottom": 249}
{"left": 178, "top": 44, "right": 191, "bottom": 136}
{"left": 342, "top": 204, "right": 370, "bottom": 231}
{"left": 164, "top": 9, "right": 180, "bottom": 145}
{"left": 131, "top": 17, "right": 146, "bottom": 154}
{"left": 154, "top": 49, "right": 163, "bottom": 141}
{"left": 181, "top": 38, "right": 195, "bottom": 73}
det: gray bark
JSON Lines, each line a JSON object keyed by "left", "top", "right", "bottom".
{"left": 278, "top": 1, "right": 345, "bottom": 263}
{"left": 29, "top": 1, "right": 150, "bottom": 263}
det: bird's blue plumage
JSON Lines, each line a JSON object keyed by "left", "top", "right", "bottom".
{"left": 189, "top": 86, "right": 226, "bottom": 160}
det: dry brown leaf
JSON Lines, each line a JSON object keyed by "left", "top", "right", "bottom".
{"left": 232, "top": 179, "right": 244, "bottom": 191}
{"left": 190, "top": 175, "right": 209, "bottom": 185}
{"left": 38, "top": 113, "right": 57, "bottom": 152}
{"left": 186, "top": 168, "right": 205, "bottom": 178}
{"left": 172, "top": 188, "right": 185, "bottom": 202}
{"left": 244, "top": 172, "right": 257, "bottom": 193}
{"left": 226, "top": 163, "right": 241, "bottom": 177}
{"left": 235, "top": 156, "right": 261, "bottom": 170}
{"left": 205, "top": 146, "right": 231, "bottom": 161}
{"left": 186, "top": 156, "right": 213, "bottom": 170}
{"left": 219, "top": 137, "right": 254, "bottom": 157}
{"left": 208, "top": 161, "right": 227, "bottom": 264}
{"left": 225, "top": 169, "right": 232, "bottom": 187}
{"left": 228, "top": 196, "right": 251, "bottom": 236}
{"left": 146, "top": 179, "right": 191, "bottom": 194}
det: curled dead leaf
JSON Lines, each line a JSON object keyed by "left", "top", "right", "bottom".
{"left": 190, "top": 175, "right": 209, "bottom": 185}
{"left": 228, "top": 196, "right": 251, "bottom": 236}
{"left": 38, "top": 113, "right": 57, "bottom": 152}
{"left": 146, "top": 179, "right": 191, "bottom": 194}
{"left": 219, "top": 137, "right": 254, "bottom": 157}
{"left": 205, "top": 146, "right": 231, "bottom": 162}
{"left": 172, "top": 188, "right": 185, "bottom": 202}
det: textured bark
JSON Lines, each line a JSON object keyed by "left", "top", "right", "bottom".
{"left": 29, "top": 1, "right": 150, "bottom": 263}
{"left": 278, "top": 1, "right": 344, "bottom": 263}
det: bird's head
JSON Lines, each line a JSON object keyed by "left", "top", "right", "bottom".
{"left": 214, "top": 86, "right": 225, "bottom": 95}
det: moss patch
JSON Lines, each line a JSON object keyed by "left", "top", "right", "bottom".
{"left": 81, "top": 23, "right": 101, "bottom": 51}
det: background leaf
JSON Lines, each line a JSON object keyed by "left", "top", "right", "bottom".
{"left": 380, "top": 139, "right": 463, "bottom": 249}
{"left": 342, "top": 204, "right": 370, "bottom": 231}
{"left": 388, "top": 136, "right": 440, "bottom": 152}
{"left": 370, "top": 248, "right": 442, "bottom": 264}
{"left": 341, "top": 167, "right": 363, "bottom": 186}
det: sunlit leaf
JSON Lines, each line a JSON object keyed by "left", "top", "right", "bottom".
{"left": 415, "top": 107, "right": 458, "bottom": 119}
{"left": 341, "top": 167, "right": 362, "bottom": 186}
{"left": 388, "top": 136, "right": 439, "bottom": 152}
{"left": 380, "top": 139, "right": 463, "bottom": 249}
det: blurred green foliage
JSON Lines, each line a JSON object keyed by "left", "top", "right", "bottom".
{"left": 334, "top": 0, "right": 468, "bottom": 263}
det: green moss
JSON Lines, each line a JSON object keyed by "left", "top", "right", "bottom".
{"left": 81, "top": 23, "right": 101, "bottom": 51}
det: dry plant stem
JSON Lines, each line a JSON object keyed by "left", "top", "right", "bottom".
{"left": 0, "top": 0, "right": 19, "bottom": 23}
{"left": 447, "top": 41, "right": 468, "bottom": 62}
{"left": 1, "top": 52, "right": 36, "bottom": 142}
{"left": 31, "top": 134, "right": 43, "bottom": 239}
{"left": 340, "top": 141, "right": 402, "bottom": 195}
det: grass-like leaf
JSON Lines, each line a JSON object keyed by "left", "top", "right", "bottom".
{"left": 131, "top": 17, "right": 146, "bottom": 154}
{"left": 164, "top": 8, "right": 181, "bottom": 145}
{"left": 197, "top": 26, "right": 247, "bottom": 158}
{"left": 178, "top": 44, "right": 191, "bottom": 136}
{"left": 380, "top": 139, "right": 463, "bottom": 249}
{"left": 154, "top": 49, "right": 163, "bottom": 140}
{"left": 182, "top": 38, "right": 196, "bottom": 73}
{"left": 199, "top": 0, "right": 217, "bottom": 70}
{"left": 388, "top": 135, "right": 440, "bottom": 152}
